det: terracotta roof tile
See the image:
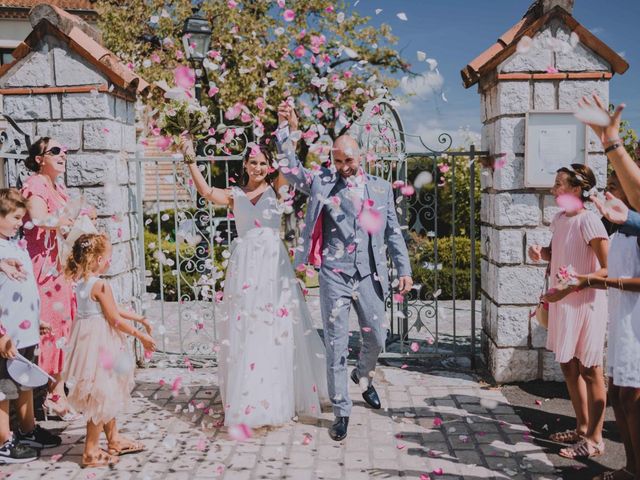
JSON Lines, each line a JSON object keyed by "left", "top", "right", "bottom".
{"left": 0, "top": 1, "right": 96, "bottom": 10}
{"left": 0, "top": 4, "right": 151, "bottom": 97}
{"left": 461, "top": 6, "right": 629, "bottom": 89}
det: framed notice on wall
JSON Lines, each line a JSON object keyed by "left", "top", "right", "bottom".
{"left": 524, "top": 112, "right": 587, "bottom": 188}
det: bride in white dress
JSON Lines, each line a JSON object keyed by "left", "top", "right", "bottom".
{"left": 180, "top": 138, "right": 328, "bottom": 427}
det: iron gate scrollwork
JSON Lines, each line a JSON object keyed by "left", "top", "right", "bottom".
{"left": 353, "top": 97, "right": 488, "bottom": 367}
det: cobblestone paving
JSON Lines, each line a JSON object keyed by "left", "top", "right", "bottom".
{"left": 2, "top": 365, "right": 561, "bottom": 480}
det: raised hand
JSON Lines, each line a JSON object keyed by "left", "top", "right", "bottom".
{"left": 277, "top": 99, "right": 299, "bottom": 131}
{"left": 591, "top": 192, "right": 629, "bottom": 225}
{"left": 577, "top": 94, "right": 624, "bottom": 146}
{"left": 178, "top": 134, "right": 196, "bottom": 158}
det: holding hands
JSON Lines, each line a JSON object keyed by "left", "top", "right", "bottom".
{"left": 277, "top": 99, "right": 299, "bottom": 131}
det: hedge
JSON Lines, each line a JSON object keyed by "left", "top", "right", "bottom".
{"left": 409, "top": 234, "right": 480, "bottom": 300}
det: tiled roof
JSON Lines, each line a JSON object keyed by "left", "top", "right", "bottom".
{"left": 0, "top": 1, "right": 96, "bottom": 10}
{"left": 0, "top": 4, "right": 151, "bottom": 97}
{"left": 461, "top": 6, "right": 629, "bottom": 88}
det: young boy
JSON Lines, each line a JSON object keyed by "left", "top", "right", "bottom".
{"left": 0, "top": 188, "right": 61, "bottom": 463}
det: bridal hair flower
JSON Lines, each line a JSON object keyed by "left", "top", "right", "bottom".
{"left": 582, "top": 186, "right": 598, "bottom": 198}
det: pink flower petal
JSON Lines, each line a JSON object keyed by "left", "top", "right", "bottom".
{"left": 18, "top": 320, "right": 31, "bottom": 330}
{"left": 156, "top": 136, "right": 172, "bottom": 151}
{"left": 228, "top": 423, "right": 253, "bottom": 441}
{"left": 433, "top": 417, "right": 443, "bottom": 427}
{"left": 283, "top": 9, "right": 295, "bottom": 21}
{"left": 302, "top": 433, "right": 312, "bottom": 445}
{"left": 173, "top": 66, "right": 195, "bottom": 90}
{"left": 293, "top": 45, "right": 306, "bottom": 58}
{"left": 556, "top": 194, "right": 583, "bottom": 213}
{"left": 410, "top": 341, "right": 419, "bottom": 352}
{"left": 358, "top": 207, "right": 383, "bottom": 234}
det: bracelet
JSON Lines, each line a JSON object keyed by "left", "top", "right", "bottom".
{"left": 183, "top": 154, "right": 196, "bottom": 165}
{"left": 604, "top": 137, "right": 622, "bottom": 145}
{"left": 604, "top": 143, "right": 622, "bottom": 154}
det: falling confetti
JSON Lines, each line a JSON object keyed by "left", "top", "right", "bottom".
{"left": 396, "top": 12, "right": 408, "bottom": 21}
{"left": 556, "top": 194, "right": 583, "bottom": 213}
{"left": 228, "top": 423, "right": 253, "bottom": 441}
{"left": 574, "top": 104, "right": 610, "bottom": 127}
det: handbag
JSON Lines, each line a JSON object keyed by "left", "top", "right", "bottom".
{"left": 533, "top": 265, "right": 551, "bottom": 329}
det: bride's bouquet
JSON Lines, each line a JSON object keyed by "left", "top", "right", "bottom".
{"left": 157, "top": 99, "right": 210, "bottom": 144}
{"left": 154, "top": 66, "right": 211, "bottom": 145}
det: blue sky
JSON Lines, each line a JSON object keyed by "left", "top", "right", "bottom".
{"left": 352, "top": 0, "right": 639, "bottom": 150}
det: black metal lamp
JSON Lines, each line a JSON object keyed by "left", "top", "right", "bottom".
{"left": 182, "top": 6, "right": 212, "bottom": 67}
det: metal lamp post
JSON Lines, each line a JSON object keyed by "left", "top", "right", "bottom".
{"left": 182, "top": 6, "right": 212, "bottom": 101}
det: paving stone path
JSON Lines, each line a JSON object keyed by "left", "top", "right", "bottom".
{"left": 2, "top": 364, "right": 562, "bottom": 480}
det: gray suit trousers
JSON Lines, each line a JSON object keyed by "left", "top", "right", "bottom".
{"left": 319, "top": 266, "right": 386, "bottom": 417}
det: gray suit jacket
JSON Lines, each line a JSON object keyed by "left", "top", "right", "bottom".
{"left": 276, "top": 133, "right": 412, "bottom": 296}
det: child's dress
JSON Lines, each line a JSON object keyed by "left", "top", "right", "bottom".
{"left": 63, "top": 276, "right": 135, "bottom": 424}
{"left": 606, "top": 232, "right": 640, "bottom": 387}
{"left": 547, "top": 210, "right": 608, "bottom": 367}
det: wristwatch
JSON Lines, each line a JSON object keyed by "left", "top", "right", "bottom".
{"left": 183, "top": 154, "right": 196, "bottom": 165}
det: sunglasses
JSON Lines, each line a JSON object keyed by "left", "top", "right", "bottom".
{"left": 42, "top": 146, "right": 64, "bottom": 156}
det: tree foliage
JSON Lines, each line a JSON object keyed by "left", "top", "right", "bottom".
{"left": 96, "top": 0, "right": 410, "bottom": 142}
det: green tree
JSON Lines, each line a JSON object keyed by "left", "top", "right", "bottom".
{"left": 97, "top": 0, "right": 410, "bottom": 144}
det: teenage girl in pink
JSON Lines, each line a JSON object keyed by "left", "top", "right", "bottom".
{"left": 528, "top": 164, "right": 608, "bottom": 459}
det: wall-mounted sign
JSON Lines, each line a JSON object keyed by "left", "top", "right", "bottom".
{"left": 525, "top": 112, "right": 587, "bottom": 188}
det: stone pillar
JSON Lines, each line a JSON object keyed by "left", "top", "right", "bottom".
{"left": 480, "top": 18, "right": 611, "bottom": 382}
{"left": 0, "top": 36, "right": 140, "bottom": 306}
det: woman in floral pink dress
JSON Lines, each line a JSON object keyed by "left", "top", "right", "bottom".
{"left": 21, "top": 137, "right": 78, "bottom": 420}
{"left": 528, "top": 164, "right": 608, "bottom": 459}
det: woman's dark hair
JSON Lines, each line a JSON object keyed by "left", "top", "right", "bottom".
{"left": 24, "top": 137, "right": 51, "bottom": 172}
{"left": 239, "top": 143, "right": 276, "bottom": 187}
{"left": 556, "top": 163, "right": 597, "bottom": 202}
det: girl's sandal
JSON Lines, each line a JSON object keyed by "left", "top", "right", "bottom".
{"left": 559, "top": 438, "right": 604, "bottom": 459}
{"left": 593, "top": 469, "right": 635, "bottom": 480}
{"left": 108, "top": 438, "right": 145, "bottom": 456}
{"left": 549, "top": 429, "right": 582, "bottom": 443}
{"left": 82, "top": 449, "right": 119, "bottom": 468}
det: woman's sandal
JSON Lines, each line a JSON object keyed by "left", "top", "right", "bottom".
{"left": 549, "top": 429, "right": 583, "bottom": 443}
{"left": 593, "top": 468, "right": 635, "bottom": 480}
{"left": 82, "top": 449, "right": 119, "bottom": 468}
{"left": 107, "top": 438, "right": 145, "bottom": 456}
{"left": 559, "top": 438, "right": 604, "bottom": 459}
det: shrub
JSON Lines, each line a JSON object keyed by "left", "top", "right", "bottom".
{"left": 408, "top": 233, "right": 480, "bottom": 300}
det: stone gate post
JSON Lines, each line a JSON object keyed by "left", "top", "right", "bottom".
{"left": 461, "top": 0, "right": 628, "bottom": 382}
{"left": 0, "top": 4, "right": 150, "bottom": 306}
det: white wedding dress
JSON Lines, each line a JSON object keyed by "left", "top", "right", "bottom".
{"left": 217, "top": 186, "right": 329, "bottom": 427}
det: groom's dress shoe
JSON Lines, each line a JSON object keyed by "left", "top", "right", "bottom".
{"left": 329, "top": 416, "right": 349, "bottom": 441}
{"left": 351, "top": 369, "right": 382, "bottom": 410}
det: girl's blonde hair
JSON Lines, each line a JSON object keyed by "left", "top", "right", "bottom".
{"left": 64, "top": 233, "right": 109, "bottom": 280}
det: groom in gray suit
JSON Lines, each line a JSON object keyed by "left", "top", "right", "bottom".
{"left": 276, "top": 101, "right": 413, "bottom": 441}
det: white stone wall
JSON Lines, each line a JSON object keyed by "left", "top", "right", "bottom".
{"left": 480, "top": 19, "right": 610, "bottom": 383}
{"left": 0, "top": 37, "right": 140, "bottom": 306}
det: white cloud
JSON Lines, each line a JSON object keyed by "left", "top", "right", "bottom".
{"left": 400, "top": 69, "right": 444, "bottom": 98}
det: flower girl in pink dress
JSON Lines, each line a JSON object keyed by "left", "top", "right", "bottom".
{"left": 63, "top": 233, "right": 156, "bottom": 467}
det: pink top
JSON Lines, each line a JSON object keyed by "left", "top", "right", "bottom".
{"left": 547, "top": 209, "right": 608, "bottom": 367}
{"left": 21, "top": 174, "right": 75, "bottom": 375}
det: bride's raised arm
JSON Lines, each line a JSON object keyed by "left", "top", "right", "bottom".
{"left": 179, "top": 135, "right": 233, "bottom": 207}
